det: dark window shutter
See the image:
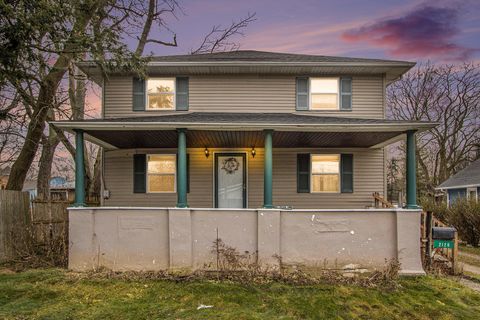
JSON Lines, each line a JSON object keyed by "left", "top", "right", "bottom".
{"left": 296, "top": 77, "right": 309, "bottom": 110}
{"left": 176, "top": 77, "right": 189, "bottom": 111}
{"left": 340, "top": 77, "right": 352, "bottom": 110}
{"left": 176, "top": 154, "right": 190, "bottom": 193}
{"left": 132, "top": 77, "right": 146, "bottom": 111}
{"left": 187, "top": 154, "right": 190, "bottom": 193}
{"left": 133, "top": 154, "right": 146, "bottom": 193}
{"left": 297, "top": 154, "right": 310, "bottom": 193}
{"left": 341, "top": 154, "right": 353, "bottom": 193}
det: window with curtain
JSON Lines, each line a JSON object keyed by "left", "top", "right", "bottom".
{"left": 310, "top": 78, "right": 339, "bottom": 110}
{"left": 311, "top": 154, "right": 340, "bottom": 192}
{"left": 147, "top": 155, "right": 176, "bottom": 192}
{"left": 146, "top": 78, "right": 175, "bottom": 110}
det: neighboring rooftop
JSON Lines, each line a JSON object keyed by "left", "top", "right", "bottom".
{"left": 437, "top": 159, "right": 480, "bottom": 189}
{"left": 77, "top": 50, "right": 415, "bottom": 85}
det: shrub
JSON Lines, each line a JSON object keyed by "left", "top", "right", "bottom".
{"left": 446, "top": 199, "right": 480, "bottom": 247}
{"left": 421, "top": 197, "right": 480, "bottom": 247}
{"left": 420, "top": 197, "right": 448, "bottom": 222}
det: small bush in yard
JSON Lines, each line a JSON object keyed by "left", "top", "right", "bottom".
{"left": 420, "top": 197, "right": 448, "bottom": 222}
{"left": 421, "top": 197, "right": 480, "bottom": 247}
{"left": 447, "top": 199, "right": 480, "bottom": 247}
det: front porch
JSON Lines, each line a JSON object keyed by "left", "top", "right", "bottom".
{"left": 52, "top": 112, "right": 433, "bottom": 210}
{"left": 51, "top": 113, "right": 434, "bottom": 274}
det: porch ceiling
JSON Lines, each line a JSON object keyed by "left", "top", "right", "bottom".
{"left": 83, "top": 129, "right": 402, "bottom": 149}
{"left": 51, "top": 113, "right": 437, "bottom": 150}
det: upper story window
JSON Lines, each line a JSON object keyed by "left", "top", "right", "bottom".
{"left": 310, "top": 78, "right": 339, "bottom": 110}
{"left": 147, "top": 154, "right": 176, "bottom": 192}
{"left": 311, "top": 154, "right": 340, "bottom": 193}
{"left": 296, "top": 77, "right": 352, "bottom": 111}
{"left": 146, "top": 78, "right": 175, "bottom": 110}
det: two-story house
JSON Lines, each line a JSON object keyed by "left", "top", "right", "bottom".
{"left": 52, "top": 51, "right": 435, "bottom": 274}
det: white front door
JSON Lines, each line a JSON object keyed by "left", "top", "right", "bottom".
{"left": 215, "top": 154, "right": 246, "bottom": 208}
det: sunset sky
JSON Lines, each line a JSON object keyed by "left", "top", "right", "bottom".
{"left": 137, "top": 0, "right": 479, "bottom": 63}
{"left": 84, "top": 0, "right": 480, "bottom": 116}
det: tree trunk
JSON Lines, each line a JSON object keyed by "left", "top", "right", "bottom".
{"left": 90, "top": 148, "right": 102, "bottom": 198}
{"left": 6, "top": 75, "right": 64, "bottom": 190}
{"left": 5, "top": 0, "right": 104, "bottom": 190}
{"left": 36, "top": 132, "right": 60, "bottom": 201}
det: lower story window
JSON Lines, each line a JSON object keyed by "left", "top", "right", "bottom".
{"left": 147, "top": 154, "right": 176, "bottom": 192}
{"left": 311, "top": 154, "right": 340, "bottom": 192}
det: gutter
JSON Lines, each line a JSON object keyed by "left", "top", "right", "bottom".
{"left": 76, "top": 60, "right": 415, "bottom": 68}
{"left": 435, "top": 184, "right": 480, "bottom": 190}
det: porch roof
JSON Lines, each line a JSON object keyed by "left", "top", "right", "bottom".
{"left": 51, "top": 112, "right": 437, "bottom": 150}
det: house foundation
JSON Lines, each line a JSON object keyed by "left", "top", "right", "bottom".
{"left": 68, "top": 207, "right": 425, "bottom": 275}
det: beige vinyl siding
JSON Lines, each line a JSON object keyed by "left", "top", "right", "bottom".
{"left": 103, "top": 75, "right": 385, "bottom": 119}
{"left": 272, "top": 148, "right": 385, "bottom": 209}
{"left": 189, "top": 75, "right": 294, "bottom": 113}
{"left": 104, "top": 147, "right": 384, "bottom": 209}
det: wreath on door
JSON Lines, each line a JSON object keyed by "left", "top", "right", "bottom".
{"left": 221, "top": 157, "right": 240, "bottom": 174}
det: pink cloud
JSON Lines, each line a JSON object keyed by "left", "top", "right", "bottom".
{"left": 342, "top": 5, "right": 477, "bottom": 61}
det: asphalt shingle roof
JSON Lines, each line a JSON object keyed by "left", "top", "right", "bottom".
{"left": 71, "top": 112, "right": 431, "bottom": 125}
{"left": 148, "top": 50, "right": 413, "bottom": 64}
{"left": 438, "top": 159, "right": 480, "bottom": 189}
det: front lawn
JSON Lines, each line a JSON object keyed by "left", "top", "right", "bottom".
{"left": 0, "top": 269, "right": 479, "bottom": 319}
{"left": 459, "top": 244, "right": 480, "bottom": 257}
{"left": 459, "top": 244, "right": 480, "bottom": 268}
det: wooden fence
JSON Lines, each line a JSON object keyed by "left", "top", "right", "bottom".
{"left": 0, "top": 190, "right": 30, "bottom": 262}
{"left": 1, "top": 190, "right": 99, "bottom": 264}
{"left": 31, "top": 200, "right": 70, "bottom": 246}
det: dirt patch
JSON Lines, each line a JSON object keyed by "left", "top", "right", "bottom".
{"left": 460, "top": 278, "right": 480, "bottom": 292}
{"left": 0, "top": 267, "right": 15, "bottom": 274}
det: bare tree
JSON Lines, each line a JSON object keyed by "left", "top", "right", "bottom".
{"left": 3, "top": 0, "right": 256, "bottom": 195}
{"left": 191, "top": 13, "right": 256, "bottom": 54}
{"left": 387, "top": 63, "right": 480, "bottom": 195}
{"left": 0, "top": 92, "right": 26, "bottom": 168}
{"left": 3, "top": 0, "right": 180, "bottom": 190}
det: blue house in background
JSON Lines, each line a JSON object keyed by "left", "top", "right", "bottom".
{"left": 437, "top": 159, "right": 480, "bottom": 206}
{"left": 21, "top": 176, "right": 75, "bottom": 201}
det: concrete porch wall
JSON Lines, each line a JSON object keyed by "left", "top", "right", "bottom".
{"left": 68, "top": 207, "right": 425, "bottom": 275}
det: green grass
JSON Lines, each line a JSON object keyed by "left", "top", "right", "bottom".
{"left": 464, "top": 271, "right": 480, "bottom": 282}
{"left": 459, "top": 244, "right": 480, "bottom": 256}
{"left": 459, "top": 244, "right": 480, "bottom": 268}
{"left": 459, "top": 255, "right": 480, "bottom": 268}
{"left": 1, "top": 269, "right": 480, "bottom": 320}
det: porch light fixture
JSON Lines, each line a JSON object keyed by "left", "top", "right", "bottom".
{"left": 204, "top": 147, "right": 210, "bottom": 158}
{"left": 251, "top": 146, "right": 256, "bottom": 158}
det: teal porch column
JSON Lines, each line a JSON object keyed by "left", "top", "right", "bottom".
{"left": 74, "top": 129, "right": 86, "bottom": 207}
{"left": 405, "top": 130, "right": 420, "bottom": 209}
{"left": 176, "top": 128, "right": 188, "bottom": 208}
{"left": 263, "top": 129, "right": 273, "bottom": 208}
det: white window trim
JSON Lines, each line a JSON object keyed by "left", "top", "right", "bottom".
{"left": 146, "top": 77, "right": 176, "bottom": 111}
{"left": 146, "top": 154, "right": 177, "bottom": 193}
{"left": 309, "top": 77, "right": 340, "bottom": 111}
{"left": 310, "top": 154, "right": 341, "bottom": 194}
{"left": 211, "top": 151, "right": 249, "bottom": 208}
{"left": 467, "top": 187, "right": 478, "bottom": 201}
